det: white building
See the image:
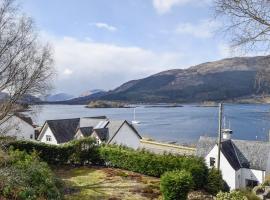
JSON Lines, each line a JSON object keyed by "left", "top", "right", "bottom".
{"left": 38, "top": 116, "right": 142, "bottom": 149}
{"left": 0, "top": 114, "right": 35, "bottom": 140}
{"left": 196, "top": 130, "right": 270, "bottom": 190}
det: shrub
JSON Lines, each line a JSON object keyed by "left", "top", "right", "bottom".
{"left": 238, "top": 189, "right": 261, "bottom": 200}
{"left": 2, "top": 137, "right": 100, "bottom": 165}
{"left": 0, "top": 149, "right": 63, "bottom": 200}
{"left": 216, "top": 191, "right": 248, "bottom": 200}
{"left": 99, "top": 145, "right": 208, "bottom": 189}
{"left": 160, "top": 170, "right": 194, "bottom": 200}
{"left": 205, "top": 168, "right": 230, "bottom": 195}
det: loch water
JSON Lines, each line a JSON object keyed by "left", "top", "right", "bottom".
{"left": 25, "top": 104, "right": 270, "bottom": 144}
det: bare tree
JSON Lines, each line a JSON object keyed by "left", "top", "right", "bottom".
{"left": 214, "top": 0, "right": 270, "bottom": 53}
{"left": 0, "top": 0, "right": 54, "bottom": 124}
{"left": 214, "top": 0, "right": 270, "bottom": 94}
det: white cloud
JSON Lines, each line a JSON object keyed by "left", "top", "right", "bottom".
{"left": 175, "top": 19, "right": 221, "bottom": 38}
{"left": 63, "top": 68, "right": 73, "bottom": 76}
{"left": 48, "top": 36, "right": 186, "bottom": 95}
{"left": 153, "top": 0, "right": 211, "bottom": 14}
{"left": 91, "top": 22, "right": 117, "bottom": 32}
{"left": 153, "top": 0, "right": 190, "bottom": 14}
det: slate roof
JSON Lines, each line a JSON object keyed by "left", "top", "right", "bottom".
{"left": 93, "top": 128, "right": 108, "bottom": 141}
{"left": 220, "top": 140, "right": 241, "bottom": 170}
{"left": 80, "top": 117, "right": 107, "bottom": 128}
{"left": 76, "top": 127, "right": 93, "bottom": 137}
{"left": 196, "top": 136, "right": 270, "bottom": 171}
{"left": 14, "top": 113, "right": 33, "bottom": 126}
{"left": 45, "top": 118, "right": 80, "bottom": 143}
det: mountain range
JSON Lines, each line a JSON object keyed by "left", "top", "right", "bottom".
{"left": 2, "top": 56, "right": 269, "bottom": 105}
{"left": 51, "top": 55, "right": 270, "bottom": 104}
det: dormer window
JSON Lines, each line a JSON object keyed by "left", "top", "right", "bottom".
{"left": 46, "top": 135, "right": 52, "bottom": 142}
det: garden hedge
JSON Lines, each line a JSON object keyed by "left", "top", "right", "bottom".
{"left": 2, "top": 138, "right": 218, "bottom": 191}
{"left": 2, "top": 137, "right": 100, "bottom": 165}
{"left": 99, "top": 145, "right": 208, "bottom": 189}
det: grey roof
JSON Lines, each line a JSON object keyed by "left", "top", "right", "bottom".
{"left": 93, "top": 128, "right": 108, "bottom": 141}
{"left": 106, "top": 120, "right": 126, "bottom": 141}
{"left": 196, "top": 136, "right": 270, "bottom": 171}
{"left": 76, "top": 127, "right": 93, "bottom": 137}
{"left": 80, "top": 117, "right": 107, "bottom": 128}
{"left": 45, "top": 118, "right": 80, "bottom": 143}
{"left": 220, "top": 140, "right": 241, "bottom": 170}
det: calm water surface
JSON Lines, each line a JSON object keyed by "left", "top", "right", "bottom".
{"left": 25, "top": 104, "right": 270, "bottom": 144}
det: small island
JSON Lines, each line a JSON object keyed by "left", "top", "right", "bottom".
{"left": 86, "top": 100, "right": 129, "bottom": 108}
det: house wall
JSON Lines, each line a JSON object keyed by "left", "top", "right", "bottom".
{"left": 91, "top": 132, "right": 102, "bottom": 144}
{"left": 238, "top": 168, "right": 265, "bottom": 188}
{"left": 109, "top": 123, "right": 141, "bottom": 149}
{"left": 74, "top": 130, "right": 84, "bottom": 140}
{"left": 205, "top": 145, "right": 236, "bottom": 190}
{"left": 39, "top": 125, "right": 58, "bottom": 145}
{"left": 0, "top": 116, "right": 34, "bottom": 140}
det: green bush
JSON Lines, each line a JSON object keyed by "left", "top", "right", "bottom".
{"left": 3, "top": 137, "right": 100, "bottom": 165}
{"left": 0, "top": 149, "right": 63, "bottom": 200}
{"left": 99, "top": 145, "right": 208, "bottom": 189}
{"left": 206, "top": 168, "right": 230, "bottom": 195}
{"left": 216, "top": 191, "right": 248, "bottom": 200}
{"left": 237, "top": 189, "right": 261, "bottom": 200}
{"left": 160, "top": 170, "right": 194, "bottom": 200}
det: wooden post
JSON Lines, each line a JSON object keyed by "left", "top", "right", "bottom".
{"left": 217, "top": 102, "right": 223, "bottom": 171}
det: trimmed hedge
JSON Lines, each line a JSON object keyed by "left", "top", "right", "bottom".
{"left": 2, "top": 139, "right": 225, "bottom": 193}
{"left": 160, "top": 170, "right": 193, "bottom": 200}
{"left": 99, "top": 145, "right": 208, "bottom": 189}
{"left": 3, "top": 137, "right": 100, "bottom": 165}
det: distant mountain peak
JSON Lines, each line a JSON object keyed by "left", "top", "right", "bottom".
{"left": 79, "top": 89, "right": 105, "bottom": 97}
{"left": 46, "top": 93, "right": 74, "bottom": 102}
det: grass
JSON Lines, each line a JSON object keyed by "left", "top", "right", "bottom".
{"left": 55, "top": 166, "right": 161, "bottom": 200}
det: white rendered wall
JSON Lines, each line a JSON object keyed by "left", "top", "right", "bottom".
{"left": 205, "top": 145, "right": 236, "bottom": 190}
{"left": 109, "top": 123, "right": 141, "bottom": 149}
{"left": 39, "top": 126, "right": 58, "bottom": 145}
{"left": 0, "top": 116, "right": 34, "bottom": 140}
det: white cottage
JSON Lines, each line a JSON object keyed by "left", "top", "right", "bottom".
{"left": 0, "top": 114, "right": 35, "bottom": 140}
{"left": 38, "top": 116, "right": 142, "bottom": 149}
{"left": 197, "top": 130, "right": 270, "bottom": 190}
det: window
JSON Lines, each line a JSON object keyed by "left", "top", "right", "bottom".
{"left": 210, "top": 157, "right": 216, "bottom": 167}
{"left": 46, "top": 135, "right": 52, "bottom": 142}
{"left": 30, "top": 134, "right": 33, "bottom": 139}
{"left": 245, "top": 179, "right": 258, "bottom": 188}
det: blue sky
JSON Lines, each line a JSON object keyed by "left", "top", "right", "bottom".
{"left": 20, "top": 0, "right": 232, "bottom": 95}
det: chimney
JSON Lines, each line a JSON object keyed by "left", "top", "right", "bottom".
{"left": 222, "top": 128, "right": 233, "bottom": 140}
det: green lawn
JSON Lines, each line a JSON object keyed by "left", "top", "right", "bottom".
{"left": 55, "top": 166, "right": 161, "bottom": 200}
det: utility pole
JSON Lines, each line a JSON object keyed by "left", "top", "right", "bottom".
{"left": 217, "top": 102, "right": 223, "bottom": 171}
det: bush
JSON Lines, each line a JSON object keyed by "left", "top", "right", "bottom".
{"left": 216, "top": 191, "right": 248, "bottom": 200}
{"left": 0, "top": 149, "right": 63, "bottom": 200}
{"left": 99, "top": 145, "right": 208, "bottom": 189}
{"left": 238, "top": 189, "right": 261, "bottom": 200}
{"left": 160, "top": 170, "right": 194, "bottom": 200}
{"left": 206, "top": 168, "right": 230, "bottom": 195}
{"left": 2, "top": 137, "right": 100, "bottom": 165}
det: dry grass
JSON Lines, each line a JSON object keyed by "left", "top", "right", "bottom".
{"left": 54, "top": 166, "right": 161, "bottom": 200}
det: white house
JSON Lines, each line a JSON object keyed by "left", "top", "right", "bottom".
{"left": 196, "top": 130, "right": 270, "bottom": 190}
{"left": 0, "top": 114, "right": 35, "bottom": 140}
{"left": 38, "top": 116, "right": 142, "bottom": 149}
